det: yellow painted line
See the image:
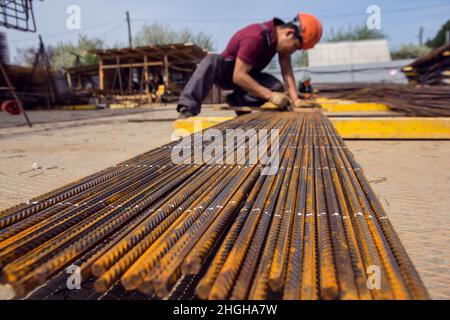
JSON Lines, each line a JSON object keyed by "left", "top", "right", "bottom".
{"left": 173, "top": 116, "right": 235, "bottom": 136}
{"left": 315, "top": 98, "right": 354, "bottom": 104}
{"left": 315, "top": 98, "right": 391, "bottom": 112}
{"left": 60, "top": 104, "right": 97, "bottom": 110}
{"left": 321, "top": 102, "right": 390, "bottom": 112}
{"left": 331, "top": 117, "right": 450, "bottom": 139}
{"left": 174, "top": 116, "right": 450, "bottom": 139}
{"left": 109, "top": 103, "right": 138, "bottom": 109}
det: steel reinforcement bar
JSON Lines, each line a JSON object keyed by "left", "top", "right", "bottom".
{"left": 0, "top": 110, "right": 428, "bottom": 300}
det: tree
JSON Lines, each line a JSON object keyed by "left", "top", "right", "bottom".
{"left": 134, "top": 23, "right": 215, "bottom": 51}
{"left": 55, "top": 35, "right": 105, "bottom": 68}
{"left": 191, "top": 31, "right": 215, "bottom": 52}
{"left": 326, "top": 24, "right": 386, "bottom": 42}
{"left": 14, "top": 35, "right": 104, "bottom": 70}
{"left": 391, "top": 44, "right": 431, "bottom": 60}
{"left": 426, "top": 19, "right": 450, "bottom": 49}
{"left": 134, "top": 23, "right": 177, "bottom": 46}
{"left": 293, "top": 51, "right": 308, "bottom": 67}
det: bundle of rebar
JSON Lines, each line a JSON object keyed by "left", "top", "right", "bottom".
{"left": 317, "top": 83, "right": 450, "bottom": 116}
{"left": 0, "top": 111, "right": 428, "bottom": 300}
{"left": 402, "top": 43, "right": 450, "bottom": 85}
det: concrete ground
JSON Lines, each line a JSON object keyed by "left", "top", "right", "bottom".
{"left": 0, "top": 105, "right": 234, "bottom": 208}
{"left": 0, "top": 108, "right": 159, "bottom": 129}
{"left": 0, "top": 105, "right": 448, "bottom": 299}
{"left": 346, "top": 140, "right": 450, "bottom": 300}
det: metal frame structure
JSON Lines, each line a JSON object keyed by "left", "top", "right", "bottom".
{"left": 91, "top": 43, "right": 207, "bottom": 102}
{"left": 0, "top": 0, "right": 40, "bottom": 33}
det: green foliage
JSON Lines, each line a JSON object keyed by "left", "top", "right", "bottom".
{"left": 14, "top": 22, "right": 215, "bottom": 69}
{"left": 14, "top": 35, "right": 105, "bottom": 70}
{"left": 57, "top": 35, "right": 104, "bottom": 68}
{"left": 426, "top": 20, "right": 450, "bottom": 49}
{"left": 293, "top": 51, "right": 308, "bottom": 67}
{"left": 134, "top": 23, "right": 215, "bottom": 51}
{"left": 391, "top": 44, "right": 431, "bottom": 60}
{"left": 134, "top": 23, "right": 177, "bottom": 46}
{"left": 326, "top": 24, "right": 386, "bottom": 42}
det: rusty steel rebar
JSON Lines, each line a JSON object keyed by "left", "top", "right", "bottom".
{"left": 0, "top": 110, "right": 429, "bottom": 300}
{"left": 317, "top": 83, "right": 450, "bottom": 116}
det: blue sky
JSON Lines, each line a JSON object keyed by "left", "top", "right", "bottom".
{"left": 4, "top": 0, "right": 450, "bottom": 60}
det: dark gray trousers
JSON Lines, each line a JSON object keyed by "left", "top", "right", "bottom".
{"left": 177, "top": 54, "right": 284, "bottom": 115}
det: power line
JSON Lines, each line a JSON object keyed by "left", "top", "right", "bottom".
{"left": 96, "top": 22, "right": 126, "bottom": 39}
{"left": 320, "top": 2, "right": 450, "bottom": 18}
{"left": 9, "top": 19, "right": 124, "bottom": 43}
{"left": 130, "top": 2, "right": 450, "bottom": 23}
{"left": 7, "top": 1, "right": 450, "bottom": 47}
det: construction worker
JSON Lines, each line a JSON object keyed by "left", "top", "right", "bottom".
{"left": 298, "top": 74, "right": 316, "bottom": 100}
{"left": 177, "top": 13, "right": 323, "bottom": 118}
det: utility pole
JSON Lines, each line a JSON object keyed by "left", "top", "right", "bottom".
{"left": 446, "top": 29, "right": 450, "bottom": 44}
{"left": 126, "top": 11, "right": 133, "bottom": 48}
{"left": 350, "top": 34, "right": 354, "bottom": 82}
{"left": 418, "top": 26, "right": 424, "bottom": 46}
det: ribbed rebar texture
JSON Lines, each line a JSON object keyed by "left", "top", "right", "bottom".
{"left": 317, "top": 83, "right": 450, "bottom": 116}
{"left": 0, "top": 110, "right": 429, "bottom": 300}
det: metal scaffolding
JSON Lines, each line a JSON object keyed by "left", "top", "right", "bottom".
{"left": 0, "top": 0, "right": 40, "bottom": 33}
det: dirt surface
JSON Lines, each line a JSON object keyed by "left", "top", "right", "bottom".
{"left": 0, "top": 105, "right": 448, "bottom": 299}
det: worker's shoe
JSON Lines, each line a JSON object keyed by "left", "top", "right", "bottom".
{"left": 225, "top": 93, "right": 237, "bottom": 107}
{"left": 226, "top": 93, "right": 249, "bottom": 107}
{"left": 235, "top": 110, "right": 252, "bottom": 116}
{"left": 225, "top": 94, "right": 252, "bottom": 116}
{"left": 178, "top": 106, "right": 195, "bottom": 119}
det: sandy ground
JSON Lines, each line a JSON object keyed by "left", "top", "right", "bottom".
{"left": 0, "top": 105, "right": 448, "bottom": 299}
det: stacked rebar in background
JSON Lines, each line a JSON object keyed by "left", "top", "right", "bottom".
{"left": 402, "top": 43, "right": 450, "bottom": 86}
{"left": 317, "top": 83, "right": 450, "bottom": 116}
{"left": 0, "top": 111, "right": 429, "bottom": 300}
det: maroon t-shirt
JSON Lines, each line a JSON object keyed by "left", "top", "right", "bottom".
{"left": 221, "top": 19, "right": 281, "bottom": 71}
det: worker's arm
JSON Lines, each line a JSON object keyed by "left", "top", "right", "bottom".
{"left": 232, "top": 58, "right": 272, "bottom": 100}
{"left": 279, "top": 53, "right": 299, "bottom": 102}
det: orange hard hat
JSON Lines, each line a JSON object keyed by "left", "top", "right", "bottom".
{"left": 291, "top": 13, "right": 323, "bottom": 50}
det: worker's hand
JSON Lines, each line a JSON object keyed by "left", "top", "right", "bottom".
{"left": 293, "top": 98, "right": 316, "bottom": 108}
{"left": 269, "top": 92, "right": 290, "bottom": 109}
